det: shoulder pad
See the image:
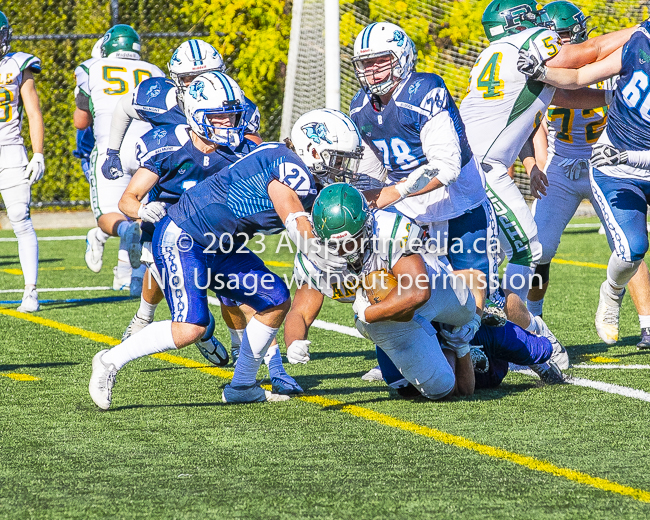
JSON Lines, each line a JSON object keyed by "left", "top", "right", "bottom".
{"left": 9, "top": 52, "right": 41, "bottom": 73}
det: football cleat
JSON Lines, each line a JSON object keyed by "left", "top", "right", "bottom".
{"left": 482, "top": 297, "right": 507, "bottom": 327}
{"left": 112, "top": 266, "right": 130, "bottom": 291}
{"left": 231, "top": 347, "right": 239, "bottom": 367}
{"left": 595, "top": 281, "right": 623, "bottom": 345}
{"left": 637, "top": 327, "right": 650, "bottom": 350}
{"left": 121, "top": 313, "right": 152, "bottom": 342}
{"left": 123, "top": 221, "right": 142, "bottom": 269}
{"left": 222, "top": 383, "right": 290, "bottom": 403}
{"left": 196, "top": 336, "right": 229, "bottom": 366}
{"left": 530, "top": 360, "right": 565, "bottom": 385}
{"left": 271, "top": 374, "right": 304, "bottom": 395}
{"left": 129, "top": 267, "right": 144, "bottom": 297}
{"left": 533, "top": 315, "right": 570, "bottom": 369}
{"left": 89, "top": 349, "right": 117, "bottom": 410}
{"left": 470, "top": 346, "right": 489, "bottom": 374}
{"left": 17, "top": 287, "right": 39, "bottom": 313}
{"left": 85, "top": 227, "right": 105, "bottom": 273}
{"left": 361, "top": 365, "right": 383, "bottom": 381}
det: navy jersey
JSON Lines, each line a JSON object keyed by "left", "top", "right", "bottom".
{"left": 168, "top": 143, "right": 318, "bottom": 248}
{"left": 606, "top": 22, "right": 650, "bottom": 151}
{"left": 350, "top": 72, "right": 473, "bottom": 183}
{"left": 131, "top": 76, "right": 262, "bottom": 133}
{"left": 137, "top": 123, "right": 256, "bottom": 205}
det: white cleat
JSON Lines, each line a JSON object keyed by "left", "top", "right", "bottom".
{"left": 533, "top": 315, "right": 570, "bottom": 370}
{"left": 17, "top": 287, "right": 39, "bottom": 313}
{"left": 123, "top": 221, "right": 142, "bottom": 269}
{"left": 530, "top": 360, "right": 565, "bottom": 384}
{"left": 361, "top": 365, "right": 383, "bottom": 381}
{"left": 85, "top": 227, "right": 105, "bottom": 273}
{"left": 113, "top": 266, "right": 130, "bottom": 291}
{"left": 89, "top": 349, "right": 117, "bottom": 410}
{"left": 221, "top": 383, "right": 290, "bottom": 403}
{"left": 121, "top": 313, "right": 152, "bottom": 342}
{"left": 595, "top": 281, "right": 623, "bottom": 345}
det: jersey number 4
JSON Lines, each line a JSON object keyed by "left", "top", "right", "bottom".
{"left": 102, "top": 66, "right": 152, "bottom": 95}
{"left": 621, "top": 70, "right": 650, "bottom": 122}
{"left": 476, "top": 52, "right": 504, "bottom": 100}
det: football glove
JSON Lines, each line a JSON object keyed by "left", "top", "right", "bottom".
{"left": 25, "top": 153, "right": 45, "bottom": 185}
{"left": 137, "top": 201, "right": 167, "bottom": 223}
{"left": 438, "top": 314, "right": 481, "bottom": 358}
{"left": 287, "top": 340, "right": 311, "bottom": 364}
{"left": 517, "top": 48, "right": 547, "bottom": 81}
{"left": 353, "top": 288, "right": 371, "bottom": 323}
{"left": 396, "top": 164, "right": 439, "bottom": 198}
{"left": 590, "top": 144, "right": 628, "bottom": 168}
{"left": 102, "top": 148, "right": 124, "bottom": 180}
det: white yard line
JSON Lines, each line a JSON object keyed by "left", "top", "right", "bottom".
{"left": 572, "top": 364, "right": 650, "bottom": 369}
{"left": 0, "top": 235, "right": 87, "bottom": 242}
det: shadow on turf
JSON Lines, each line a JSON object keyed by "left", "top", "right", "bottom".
{"left": 569, "top": 339, "right": 650, "bottom": 362}
{"left": 0, "top": 257, "right": 63, "bottom": 267}
{"left": 0, "top": 361, "right": 77, "bottom": 371}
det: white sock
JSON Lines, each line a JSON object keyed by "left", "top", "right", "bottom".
{"left": 138, "top": 295, "right": 158, "bottom": 321}
{"left": 639, "top": 315, "right": 650, "bottom": 330}
{"left": 607, "top": 255, "right": 642, "bottom": 291}
{"left": 525, "top": 312, "right": 537, "bottom": 333}
{"left": 264, "top": 343, "right": 279, "bottom": 366}
{"left": 116, "top": 252, "right": 131, "bottom": 279}
{"left": 96, "top": 228, "right": 110, "bottom": 242}
{"left": 504, "top": 264, "right": 535, "bottom": 302}
{"left": 102, "top": 320, "right": 176, "bottom": 370}
{"left": 12, "top": 218, "right": 38, "bottom": 286}
{"left": 527, "top": 298, "right": 544, "bottom": 317}
{"left": 228, "top": 327, "right": 245, "bottom": 348}
{"left": 231, "top": 317, "right": 279, "bottom": 387}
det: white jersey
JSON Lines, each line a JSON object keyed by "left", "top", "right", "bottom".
{"left": 460, "top": 27, "right": 562, "bottom": 170}
{"left": 0, "top": 52, "right": 41, "bottom": 146}
{"left": 75, "top": 56, "right": 164, "bottom": 150}
{"left": 293, "top": 210, "right": 445, "bottom": 302}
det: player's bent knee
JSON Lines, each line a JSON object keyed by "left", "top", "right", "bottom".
{"left": 416, "top": 369, "right": 455, "bottom": 401}
{"left": 6, "top": 203, "right": 30, "bottom": 226}
{"left": 171, "top": 322, "right": 207, "bottom": 347}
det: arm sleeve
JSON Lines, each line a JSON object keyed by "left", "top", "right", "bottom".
{"left": 419, "top": 110, "right": 462, "bottom": 186}
{"left": 518, "top": 126, "right": 540, "bottom": 163}
{"left": 107, "top": 93, "right": 141, "bottom": 150}
{"left": 75, "top": 92, "right": 90, "bottom": 111}
{"left": 626, "top": 149, "right": 650, "bottom": 170}
{"left": 357, "top": 143, "right": 388, "bottom": 182}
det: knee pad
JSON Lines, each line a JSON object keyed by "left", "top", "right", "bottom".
{"left": 9, "top": 214, "right": 34, "bottom": 237}
{"left": 415, "top": 368, "right": 455, "bottom": 400}
{"left": 534, "top": 263, "right": 550, "bottom": 286}
{"left": 6, "top": 202, "right": 29, "bottom": 225}
{"left": 607, "top": 255, "right": 643, "bottom": 288}
{"left": 627, "top": 234, "right": 650, "bottom": 262}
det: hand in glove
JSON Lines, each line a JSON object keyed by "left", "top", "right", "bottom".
{"left": 590, "top": 144, "right": 628, "bottom": 168}
{"left": 353, "top": 287, "right": 371, "bottom": 323}
{"left": 137, "top": 201, "right": 167, "bottom": 223}
{"left": 25, "top": 153, "right": 45, "bottom": 185}
{"left": 287, "top": 340, "right": 311, "bottom": 364}
{"left": 101, "top": 148, "right": 124, "bottom": 180}
{"left": 517, "top": 47, "right": 547, "bottom": 81}
{"left": 396, "top": 164, "right": 439, "bottom": 198}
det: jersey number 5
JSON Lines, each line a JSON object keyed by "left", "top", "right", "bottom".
{"left": 103, "top": 66, "right": 152, "bottom": 95}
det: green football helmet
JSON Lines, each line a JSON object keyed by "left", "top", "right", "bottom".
{"left": 482, "top": 0, "right": 555, "bottom": 42}
{"left": 0, "top": 12, "right": 12, "bottom": 59}
{"left": 311, "top": 183, "right": 373, "bottom": 268}
{"left": 545, "top": 1, "right": 589, "bottom": 43}
{"left": 101, "top": 24, "right": 141, "bottom": 59}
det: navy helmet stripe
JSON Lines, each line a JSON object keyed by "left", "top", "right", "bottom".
{"left": 362, "top": 23, "right": 377, "bottom": 49}
{"left": 189, "top": 40, "right": 202, "bottom": 65}
{"left": 213, "top": 72, "right": 235, "bottom": 101}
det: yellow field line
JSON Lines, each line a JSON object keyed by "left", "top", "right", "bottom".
{"left": 1, "top": 372, "right": 40, "bottom": 381}
{"left": 2, "top": 308, "right": 650, "bottom": 504}
{"left": 264, "top": 260, "right": 293, "bottom": 268}
{"left": 1, "top": 266, "right": 88, "bottom": 276}
{"left": 552, "top": 258, "right": 608, "bottom": 269}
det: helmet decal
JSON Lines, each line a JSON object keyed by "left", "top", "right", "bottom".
{"left": 170, "top": 49, "right": 181, "bottom": 65}
{"left": 502, "top": 4, "right": 536, "bottom": 30}
{"left": 389, "top": 30, "right": 405, "bottom": 47}
{"left": 301, "top": 123, "right": 332, "bottom": 145}
{"left": 189, "top": 81, "right": 207, "bottom": 100}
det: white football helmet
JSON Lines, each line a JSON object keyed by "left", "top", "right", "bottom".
{"left": 168, "top": 39, "right": 225, "bottom": 86}
{"left": 290, "top": 108, "right": 364, "bottom": 185}
{"left": 184, "top": 72, "right": 249, "bottom": 150}
{"left": 91, "top": 37, "right": 103, "bottom": 59}
{"left": 352, "top": 22, "right": 416, "bottom": 96}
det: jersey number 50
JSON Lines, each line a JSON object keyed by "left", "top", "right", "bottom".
{"left": 103, "top": 66, "right": 152, "bottom": 95}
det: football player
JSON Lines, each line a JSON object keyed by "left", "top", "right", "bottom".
{"left": 0, "top": 11, "right": 45, "bottom": 312}
{"left": 285, "top": 183, "right": 568, "bottom": 399}
{"left": 349, "top": 22, "right": 498, "bottom": 325}
{"left": 101, "top": 38, "right": 261, "bottom": 182}
{"left": 74, "top": 25, "right": 164, "bottom": 294}
{"left": 117, "top": 72, "right": 301, "bottom": 390}
{"left": 523, "top": 2, "right": 650, "bottom": 349}
{"left": 460, "top": 0, "right": 635, "bottom": 304}
{"left": 517, "top": 19, "right": 650, "bottom": 349}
